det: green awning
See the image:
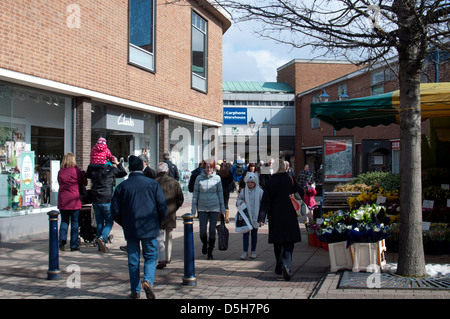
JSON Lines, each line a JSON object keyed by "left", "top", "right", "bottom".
{"left": 310, "top": 83, "right": 450, "bottom": 130}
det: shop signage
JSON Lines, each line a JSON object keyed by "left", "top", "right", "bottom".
{"left": 20, "top": 151, "right": 35, "bottom": 191}
{"left": 117, "top": 113, "right": 135, "bottom": 127}
{"left": 223, "top": 107, "right": 247, "bottom": 125}
{"left": 106, "top": 107, "right": 144, "bottom": 134}
{"left": 391, "top": 140, "right": 400, "bottom": 150}
{"left": 323, "top": 136, "right": 354, "bottom": 182}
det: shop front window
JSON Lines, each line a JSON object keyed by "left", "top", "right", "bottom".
{"left": 0, "top": 82, "right": 72, "bottom": 217}
{"left": 91, "top": 104, "right": 158, "bottom": 175}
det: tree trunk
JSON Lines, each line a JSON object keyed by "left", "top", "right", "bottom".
{"left": 396, "top": 71, "right": 427, "bottom": 277}
{"left": 395, "top": 0, "right": 427, "bottom": 277}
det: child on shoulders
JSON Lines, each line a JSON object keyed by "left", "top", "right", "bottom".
{"left": 90, "top": 137, "right": 115, "bottom": 166}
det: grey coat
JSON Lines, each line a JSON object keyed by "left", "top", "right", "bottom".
{"left": 191, "top": 171, "right": 225, "bottom": 215}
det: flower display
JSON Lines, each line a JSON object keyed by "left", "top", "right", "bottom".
{"left": 316, "top": 204, "right": 391, "bottom": 247}
{"left": 347, "top": 222, "right": 391, "bottom": 247}
{"left": 347, "top": 186, "right": 399, "bottom": 208}
{"left": 426, "top": 223, "right": 449, "bottom": 241}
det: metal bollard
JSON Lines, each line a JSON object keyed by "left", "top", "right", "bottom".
{"left": 181, "top": 213, "right": 197, "bottom": 286}
{"left": 47, "top": 210, "right": 60, "bottom": 280}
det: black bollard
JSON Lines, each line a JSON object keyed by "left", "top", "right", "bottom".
{"left": 181, "top": 213, "right": 197, "bottom": 286}
{"left": 47, "top": 210, "right": 60, "bottom": 280}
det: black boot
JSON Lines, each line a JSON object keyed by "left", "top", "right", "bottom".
{"left": 200, "top": 235, "right": 208, "bottom": 255}
{"left": 207, "top": 238, "right": 215, "bottom": 260}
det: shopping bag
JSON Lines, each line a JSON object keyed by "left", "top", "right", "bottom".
{"left": 216, "top": 214, "right": 229, "bottom": 251}
{"left": 300, "top": 200, "right": 310, "bottom": 217}
{"left": 235, "top": 203, "right": 252, "bottom": 233}
{"left": 289, "top": 192, "right": 304, "bottom": 217}
{"left": 288, "top": 175, "right": 308, "bottom": 217}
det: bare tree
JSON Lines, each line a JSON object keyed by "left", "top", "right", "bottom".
{"left": 213, "top": 0, "right": 450, "bottom": 277}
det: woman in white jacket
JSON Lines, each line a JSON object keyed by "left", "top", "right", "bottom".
{"left": 236, "top": 172, "right": 264, "bottom": 259}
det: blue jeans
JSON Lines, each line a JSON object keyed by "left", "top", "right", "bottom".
{"left": 59, "top": 209, "right": 80, "bottom": 249}
{"left": 127, "top": 237, "right": 158, "bottom": 293}
{"left": 243, "top": 228, "right": 258, "bottom": 252}
{"left": 92, "top": 203, "right": 113, "bottom": 243}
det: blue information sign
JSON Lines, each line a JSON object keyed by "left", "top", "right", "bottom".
{"left": 223, "top": 107, "right": 247, "bottom": 125}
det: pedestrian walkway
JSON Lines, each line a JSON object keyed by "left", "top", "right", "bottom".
{"left": 0, "top": 192, "right": 449, "bottom": 300}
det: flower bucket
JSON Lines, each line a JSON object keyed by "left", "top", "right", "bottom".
{"left": 320, "top": 240, "right": 329, "bottom": 251}
{"left": 350, "top": 239, "right": 386, "bottom": 273}
{"left": 328, "top": 241, "right": 353, "bottom": 272}
{"left": 309, "top": 233, "right": 320, "bottom": 247}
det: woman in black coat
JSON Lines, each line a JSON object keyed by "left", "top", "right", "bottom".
{"left": 258, "top": 159, "right": 304, "bottom": 281}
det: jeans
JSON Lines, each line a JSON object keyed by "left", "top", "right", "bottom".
{"left": 127, "top": 237, "right": 158, "bottom": 293}
{"left": 273, "top": 242, "right": 294, "bottom": 271}
{"left": 59, "top": 209, "right": 80, "bottom": 249}
{"left": 92, "top": 203, "right": 113, "bottom": 243}
{"left": 198, "top": 211, "right": 219, "bottom": 240}
{"left": 243, "top": 228, "right": 258, "bottom": 252}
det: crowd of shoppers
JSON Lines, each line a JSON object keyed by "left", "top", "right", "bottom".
{"left": 56, "top": 138, "right": 316, "bottom": 297}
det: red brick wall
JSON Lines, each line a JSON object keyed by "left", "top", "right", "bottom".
{"left": 278, "top": 61, "right": 362, "bottom": 93}
{"left": 0, "top": 0, "right": 224, "bottom": 123}
{"left": 292, "top": 68, "right": 433, "bottom": 176}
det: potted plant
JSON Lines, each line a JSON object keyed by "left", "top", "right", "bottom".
{"left": 425, "top": 224, "right": 448, "bottom": 255}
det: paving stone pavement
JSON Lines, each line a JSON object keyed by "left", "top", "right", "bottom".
{"left": 0, "top": 192, "right": 449, "bottom": 302}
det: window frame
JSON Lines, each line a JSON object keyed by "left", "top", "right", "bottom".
{"left": 128, "top": 0, "right": 156, "bottom": 73}
{"left": 311, "top": 92, "right": 321, "bottom": 129}
{"left": 371, "top": 70, "right": 387, "bottom": 96}
{"left": 191, "top": 10, "right": 208, "bottom": 93}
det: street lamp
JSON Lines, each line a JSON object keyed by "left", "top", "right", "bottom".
{"left": 248, "top": 117, "right": 269, "bottom": 132}
{"left": 319, "top": 89, "right": 330, "bottom": 102}
{"left": 248, "top": 117, "right": 256, "bottom": 130}
{"left": 339, "top": 91, "right": 350, "bottom": 100}
{"left": 248, "top": 117, "right": 270, "bottom": 163}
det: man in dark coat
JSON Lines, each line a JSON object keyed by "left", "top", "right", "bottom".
{"left": 258, "top": 159, "right": 304, "bottom": 281}
{"left": 86, "top": 156, "right": 127, "bottom": 252}
{"left": 111, "top": 155, "right": 167, "bottom": 299}
{"left": 163, "top": 153, "right": 180, "bottom": 181}
{"left": 139, "top": 154, "right": 157, "bottom": 179}
{"left": 155, "top": 162, "right": 184, "bottom": 269}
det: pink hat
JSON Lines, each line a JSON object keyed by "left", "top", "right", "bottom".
{"left": 97, "top": 137, "right": 106, "bottom": 144}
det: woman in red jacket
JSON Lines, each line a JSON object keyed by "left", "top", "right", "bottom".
{"left": 57, "top": 152, "right": 87, "bottom": 251}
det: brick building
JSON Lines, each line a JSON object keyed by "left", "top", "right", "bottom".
{"left": 281, "top": 57, "right": 449, "bottom": 189}
{"left": 0, "top": 0, "right": 231, "bottom": 240}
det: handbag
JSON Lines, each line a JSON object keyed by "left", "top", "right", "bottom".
{"left": 235, "top": 203, "right": 252, "bottom": 233}
{"left": 289, "top": 176, "right": 307, "bottom": 217}
{"left": 216, "top": 214, "right": 229, "bottom": 251}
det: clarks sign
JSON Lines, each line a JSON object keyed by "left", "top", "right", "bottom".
{"left": 105, "top": 107, "right": 144, "bottom": 134}
{"left": 117, "top": 113, "right": 135, "bottom": 127}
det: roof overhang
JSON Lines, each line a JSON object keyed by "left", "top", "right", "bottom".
{"left": 197, "top": 0, "right": 232, "bottom": 33}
